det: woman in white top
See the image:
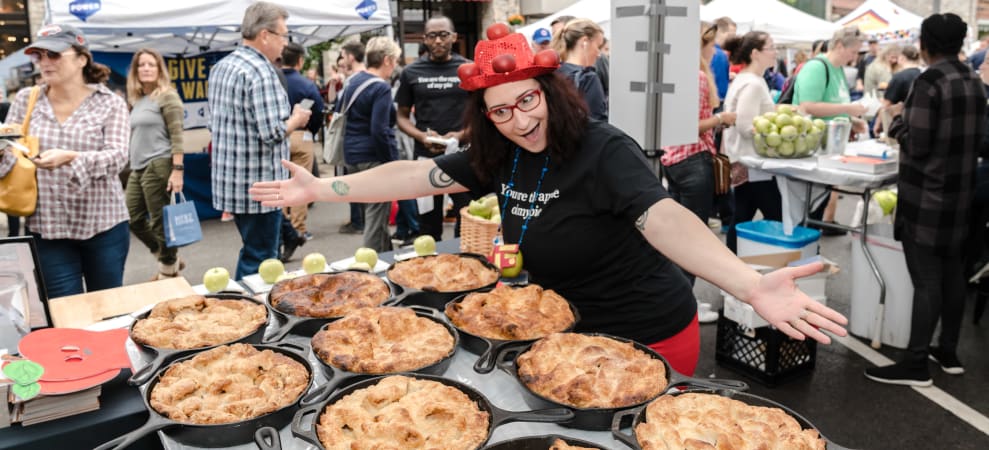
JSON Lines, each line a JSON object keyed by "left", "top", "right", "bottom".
{"left": 722, "top": 31, "right": 783, "bottom": 253}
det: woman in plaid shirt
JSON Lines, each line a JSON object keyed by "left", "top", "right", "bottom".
{"left": 0, "top": 25, "right": 130, "bottom": 299}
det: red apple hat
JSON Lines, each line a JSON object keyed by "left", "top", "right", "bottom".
{"left": 458, "top": 23, "right": 561, "bottom": 92}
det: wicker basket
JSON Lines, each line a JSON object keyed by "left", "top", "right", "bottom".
{"left": 459, "top": 206, "right": 500, "bottom": 256}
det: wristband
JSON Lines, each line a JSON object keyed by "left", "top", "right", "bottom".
{"left": 172, "top": 164, "right": 184, "bottom": 171}
{"left": 715, "top": 113, "right": 723, "bottom": 125}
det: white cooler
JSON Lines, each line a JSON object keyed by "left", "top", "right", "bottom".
{"left": 849, "top": 224, "right": 914, "bottom": 349}
{"left": 736, "top": 220, "right": 821, "bottom": 259}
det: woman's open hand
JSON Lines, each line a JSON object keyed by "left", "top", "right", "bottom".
{"left": 745, "top": 262, "right": 848, "bottom": 344}
{"left": 249, "top": 159, "right": 319, "bottom": 207}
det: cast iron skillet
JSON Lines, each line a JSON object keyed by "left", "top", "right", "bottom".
{"left": 496, "top": 333, "right": 749, "bottom": 431}
{"left": 444, "top": 287, "right": 581, "bottom": 374}
{"left": 300, "top": 305, "right": 459, "bottom": 404}
{"left": 292, "top": 373, "right": 576, "bottom": 450}
{"left": 95, "top": 342, "right": 314, "bottom": 450}
{"left": 385, "top": 253, "right": 501, "bottom": 310}
{"left": 481, "top": 434, "right": 614, "bottom": 450}
{"left": 254, "top": 427, "right": 280, "bottom": 450}
{"left": 611, "top": 389, "right": 856, "bottom": 450}
{"left": 128, "top": 292, "right": 270, "bottom": 385}
{"left": 262, "top": 270, "right": 400, "bottom": 343}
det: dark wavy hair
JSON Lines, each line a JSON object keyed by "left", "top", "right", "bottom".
{"left": 73, "top": 44, "right": 111, "bottom": 84}
{"left": 723, "top": 31, "right": 770, "bottom": 66}
{"left": 464, "top": 72, "right": 589, "bottom": 185}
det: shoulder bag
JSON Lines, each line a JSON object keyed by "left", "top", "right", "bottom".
{"left": 0, "top": 86, "right": 42, "bottom": 217}
{"left": 322, "top": 77, "right": 386, "bottom": 165}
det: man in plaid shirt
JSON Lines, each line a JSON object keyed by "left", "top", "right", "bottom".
{"left": 208, "top": 2, "right": 310, "bottom": 279}
{"left": 865, "top": 13, "right": 986, "bottom": 387}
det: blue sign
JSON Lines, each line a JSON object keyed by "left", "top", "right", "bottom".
{"left": 69, "top": 0, "right": 101, "bottom": 22}
{"left": 355, "top": 0, "right": 377, "bottom": 20}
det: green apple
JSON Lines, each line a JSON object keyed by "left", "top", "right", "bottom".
{"left": 794, "top": 137, "right": 808, "bottom": 155}
{"left": 762, "top": 111, "right": 778, "bottom": 123}
{"left": 812, "top": 118, "right": 827, "bottom": 130}
{"left": 754, "top": 117, "right": 772, "bottom": 134}
{"left": 258, "top": 258, "right": 285, "bottom": 284}
{"left": 354, "top": 247, "right": 378, "bottom": 268}
{"left": 779, "top": 125, "right": 798, "bottom": 140}
{"left": 776, "top": 104, "right": 795, "bottom": 115}
{"left": 302, "top": 252, "right": 327, "bottom": 274}
{"left": 501, "top": 251, "right": 523, "bottom": 278}
{"left": 481, "top": 195, "right": 499, "bottom": 210}
{"left": 467, "top": 199, "right": 492, "bottom": 219}
{"left": 765, "top": 131, "right": 782, "bottom": 147}
{"left": 774, "top": 113, "right": 793, "bottom": 129}
{"left": 202, "top": 267, "right": 230, "bottom": 293}
{"left": 413, "top": 235, "right": 436, "bottom": 256}
{"left": 349, "top": 262, "right": 372, "bottom": 272}
{"left": 754, "top": 133, "right": 768, "bottom": 156}
{"left": 873, "top": 190, "right": 897, "bottom": 215}
{"left": 778, "top": 141, "right": 795, "bottom": 157}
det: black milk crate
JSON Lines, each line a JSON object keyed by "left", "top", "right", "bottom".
{"left": 714, "top": 311, "right": 816, "bottom": 387}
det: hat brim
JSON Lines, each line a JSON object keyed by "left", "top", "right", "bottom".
{"left": 533, "top": 39, "right": 551, "bottom": 44}
{"left": 460, "top": 65, "right": 558, "bottom": 91}
{"left": 26, "top": 39, "right": 72, "bottom": 54}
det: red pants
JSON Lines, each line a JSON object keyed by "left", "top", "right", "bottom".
{"left": 647, "top": 314, "right": 700, "bottom": 376}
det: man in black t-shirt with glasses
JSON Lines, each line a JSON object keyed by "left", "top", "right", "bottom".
{"left": 396, "top": 15, "right": 472, "bottom": 241}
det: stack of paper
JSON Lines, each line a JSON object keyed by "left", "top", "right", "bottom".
{"left": 10, "top": 386, "right": 101, "bottom": 426}
{"left": 817, "top": 154, "right": 897, "bottom": 174}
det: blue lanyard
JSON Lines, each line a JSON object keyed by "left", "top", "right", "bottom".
{"left": 498, "top": 147, "right": 550, "bottom": 248}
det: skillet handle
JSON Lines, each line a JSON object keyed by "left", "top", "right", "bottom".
{"left": 93, "top": 415, "right": 173, "bottom": 450}
{"left": 387, "top": 289, "right": 412, "bottom": 306}
{"left": 262, "top": 315, "right": 301, "bottom": 344}
{"left": 254, "top": 426, "right": 281, "bottom": 450}
{"left": 487, "top": 341, "right": 529, "bottom": 375}
{"left": 610, "top": 407, "right": 643, "bottom": 449}
{"left": 671, "top": 376, "right": 748, "bottom": 392}
{"left": 127, "top": 350, "right": 167, "bottom": 386}
{"left": 299, "top": 377, "right": 342, "bottom": 408}
{"left": 407, "top": 304, "right": 445, "bottom": 319}
{"left": 489, "top": 405, "right": 574, "bottom": 428}
{"left": 269, "top": 340, "right": 309, "bottom": 357}
{"left": 291, "top": 401, "right": 323, "bottom": 447}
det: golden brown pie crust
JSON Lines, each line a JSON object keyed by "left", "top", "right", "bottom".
{"left": 387, "top": 254, "right": 499, "bottom": 292}
{"left": 445, "top": 284, "right": 575, "bottom": 340}
{"left": 635, "top": 393, "right": 826, "bottom": 450}
{"left": 549, "top": 438, "right": 600, "bottom": 450}
{"left": 312, "top": 307, "right": 455, "bottom": 374}
{"left": 268, "top": 271, "right": 391, "bottom": 318}
{"left": 317, "top": 375, "right": 490, "bottom": 450}
{"left": 517, "top": 333, "right": 667, "bottom": 409}
{"left": 150, "top": 343, "right": 309, "bottom": 424}
{"left": 131, "top": 295, "right": 266, "bottom": 349}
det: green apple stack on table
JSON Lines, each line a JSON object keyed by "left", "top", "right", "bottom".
{"left": 467, "top": 195, "right": 501, "bottom": 224}
{"left": 752, "top": 105, "right": 827, "bottom": 159}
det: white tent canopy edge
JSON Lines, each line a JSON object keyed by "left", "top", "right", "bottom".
{"left": 44, "top": 0, "right": 393, "bottom": 55}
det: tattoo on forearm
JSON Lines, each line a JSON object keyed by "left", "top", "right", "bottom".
{"left": 331, "top": 180, "right": 350, "bottom": 196}
{"left": 635, "top": 210, "right": 648, "bottom": 231}
{"left": 428, "top": 167, "right": 455, "bottom": 188}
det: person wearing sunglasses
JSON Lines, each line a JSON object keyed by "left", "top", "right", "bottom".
{"left": 395, "top": 15, "right": 473, "bottom": 243}
{"left": 0, "top": 24, "right": 131, "bottom": 299}
{"left": 251, "top": 25, "right": 850, "bottom": 377}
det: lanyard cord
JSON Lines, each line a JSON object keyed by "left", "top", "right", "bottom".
{"left": 498, "top": 147, "right": 551, "bottom": 248}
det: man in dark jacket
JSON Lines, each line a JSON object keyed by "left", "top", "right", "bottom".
{"left": 865, "top": 13, "right": 986, "bottom": 387}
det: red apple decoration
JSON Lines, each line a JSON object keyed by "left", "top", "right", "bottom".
{"left": 486, "top": 23, "right": 512, "bottom": 41}
{"left": 491, "top": 54, "right": 516, "bottom": 74}
{"left": 457, "top": 62, "right": 480, "bottom": 81}
{"left": 533, "top": 49, "right": 560, "bottom": 67}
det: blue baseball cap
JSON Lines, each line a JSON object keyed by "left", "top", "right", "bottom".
{"left": 532, "top": 28, "right": 552, "bottom": 44}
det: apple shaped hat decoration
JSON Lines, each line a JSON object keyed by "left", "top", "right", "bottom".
{"left": 457, "top": 23, "right": 560, "bottom": 92}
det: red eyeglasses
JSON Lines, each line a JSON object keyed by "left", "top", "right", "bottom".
{"left": 485, "top": 89, "right": 542, "bottom": 124}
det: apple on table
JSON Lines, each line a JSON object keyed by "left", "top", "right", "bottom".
{"left": 258, "top": 258, "right": 285, "bottom": 284}
{"left": 203, "top": 267, "right": 230, "bottom": 293}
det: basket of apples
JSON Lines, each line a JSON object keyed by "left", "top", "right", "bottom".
{"left": 459, "top": 195, "right": 502, "bottom": 257}
{"left": 752, "top": 105, "right": 827, "bottom": 159}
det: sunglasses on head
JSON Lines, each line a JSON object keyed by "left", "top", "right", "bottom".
{"left": 26, "top": 48, "right": 74, "bottom": 63}
{"left": 703, "top": 24, "right": 718, "bottom": 39}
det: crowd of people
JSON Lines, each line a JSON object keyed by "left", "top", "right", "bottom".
{"left": 0, "top": 2, "right": 985, "bottom": 382}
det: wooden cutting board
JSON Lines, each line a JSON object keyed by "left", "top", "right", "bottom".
{"left": 48, "top": 277, "right": 195, "bottom": 329}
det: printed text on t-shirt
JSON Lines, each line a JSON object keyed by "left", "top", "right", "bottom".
{"left": 417, "top": 76, "right": 460, "bottom": 90}
{"left": 501, "top": 185, "right": 560, "bottom": 219}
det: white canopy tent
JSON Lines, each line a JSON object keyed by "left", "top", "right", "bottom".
{"left": 837, "top": 0, "right": 923, "bottom": 44}
{"left": 516, "top": 0, "right": 610, "bottom": 44}
{"left": 44, "top": 0, "right": 393, "bottom": 56}
{"left": 700, "top": 0, "right": 839, "bottom": 46}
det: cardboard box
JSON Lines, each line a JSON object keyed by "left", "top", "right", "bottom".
{"left": 721, "top": 252, "right": 836, "bottom": 329}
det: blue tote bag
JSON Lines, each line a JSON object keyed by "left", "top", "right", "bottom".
{"left": 163, "top": 193, "right": 202, "bottom": 248}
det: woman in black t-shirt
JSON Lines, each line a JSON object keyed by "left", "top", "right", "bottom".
{"left": 250, "top": 26, "right": 850, "bottom": 376}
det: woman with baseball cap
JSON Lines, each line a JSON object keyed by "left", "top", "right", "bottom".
{"left": 0, "top": 24, "right": 131, "bottom": 298}
{"left": 250, "top": 25, "right": 849, "bottom": 375}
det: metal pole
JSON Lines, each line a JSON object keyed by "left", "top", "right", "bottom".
{"left": 932, "top": 0, "right": 941, "bottom": 14}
